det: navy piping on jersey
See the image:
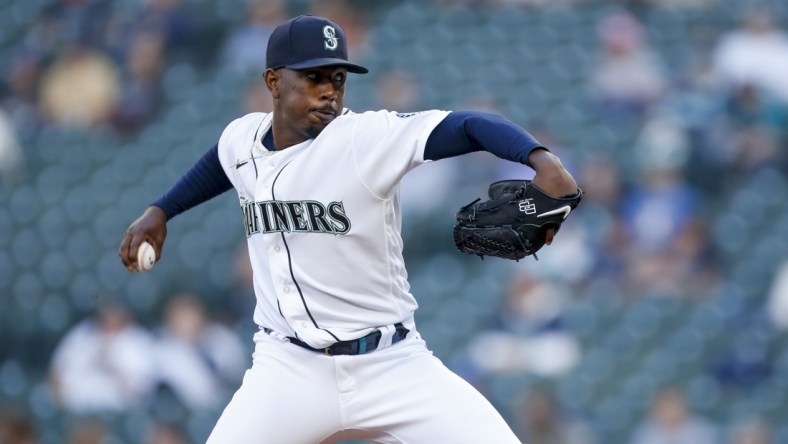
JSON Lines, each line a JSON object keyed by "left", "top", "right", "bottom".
{"left": 270, "top": 161, "right": 340, "bottom": 342}
{"left": 250, "top": 146, "right": 259, "bottom": 179}
{"left": 251, "top": 121, "right": 279, "bottom": 177}
{"left": 259, "top": 128, "right": 287, "bottom": 320}
{"left": 261, "top": 126, "right": 275, "bottom": 151}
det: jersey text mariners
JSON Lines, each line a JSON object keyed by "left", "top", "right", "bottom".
{"left": 240, "top": 198, "right": 350, "bottom": 237}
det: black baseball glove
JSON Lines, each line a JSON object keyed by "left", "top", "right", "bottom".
{"left": 453, "top": 180, "right": 583, "bottom": 261}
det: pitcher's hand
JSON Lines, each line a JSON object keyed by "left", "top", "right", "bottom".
{"left": 118, "top": 206, "right": 168, "bottom": 272}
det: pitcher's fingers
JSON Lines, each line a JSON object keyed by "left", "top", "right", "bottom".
{"left": 545, "top": 227, "right": 556, "bottom": 245}
{"left": 118, "top": 231, "right": 140, "bottom": 271}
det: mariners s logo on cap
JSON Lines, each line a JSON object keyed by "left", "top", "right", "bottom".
{"left": 266, "top": 15, "right": 368, "bottom": 74}
{"left": 323, "top": 25, "right": 338, "bottom": 51}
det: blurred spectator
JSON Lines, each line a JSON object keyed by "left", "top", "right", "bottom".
{"left": 728, "top": 418, "right": 772, "bottom": 444}
{"left": 219, "top": 0, "right": 287, "bottom": 74}
{"left": 724, "top": 82, "right": 788, "bottom": 133}
{"left": 145, "top": 421, "right": 188, "bottom": 444}
{"left": 514, "top": 389, "right": 596, "bottom": 444}
{"left": 700, "top": 62, "right": 787, "bottom": 177}
{"left": 711, "top": 325, "right": 773, "bottom": 388}
{"left": 617, "top": 143, "right": 721, "bottom": 298}
{"left": 727, "top": 121, "right": 784, "bottom": 174}
{"left": 66, "top": 417, "right": 110, "bottom": 444}
{"left": 717, "top": 81, "right": 787, "bottom": 176}
{"left": 573, "top": 158, "right": 628, "bottom": 290}
{"left": 634, "top": 110, "right": 691, "bottom": 174}
{"left": 628, "top": 387, "right": 718, "bottom": 444}
{"left": 1, "top": 52, "right": 44, "bottom": 137}
{"left": 49, "top": 302, "right": 157, "bottom": 413}
{"left": 0, "top": 408, "right": 36, "bottom": 444}
{"left": 112, "top": 31, "right": 166, "bottom": 134}
{"left": 25, "top": 0, "right": 111, "bottom": 60}
{"left": 576, "top": 158, "right": 621, "bottom": 232}
{"left": 622, "top": 216, "right": 716, "bottom": 299}
{"left": 466, "top": 275, "right": 580, "bottom": 377}
{"left": 682, "top": 63, "right": 786, "bottom": 183}
{"left": 712, "top": 8, "right": 788, "bottom": 104}
{"left": 39, "top": 46, "right": 120, "bottom": 128}
{"left": 588, "top": 11, "right": 667, "bottom": 117}
{"left": 133, "top": 0, "right": 200, "bottom": 55}
{"left": 154, "top": 292, "right": 246, "bottom": 411}
{"left": 0, "top": 109, "right": 27, "bottom": 187}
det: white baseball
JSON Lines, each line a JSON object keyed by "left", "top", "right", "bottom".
{"left": 137, "top": 241, "right": 156, "bottom": 272}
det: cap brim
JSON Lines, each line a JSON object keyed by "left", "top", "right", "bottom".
{"left": 286, "top": 57, "right": 369, "bottom": 74}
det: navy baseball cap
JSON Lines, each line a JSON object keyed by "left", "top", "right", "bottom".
{"left": 266, "top": 15, "right": 368, "bottom": 74}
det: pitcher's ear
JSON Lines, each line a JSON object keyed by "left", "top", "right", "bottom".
{"left": 264, "top": 69, "right": 280, "bottom": 99}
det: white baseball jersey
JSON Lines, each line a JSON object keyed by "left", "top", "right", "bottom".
{"left": 217, "top": 109, "right": 449, "bottom": 348}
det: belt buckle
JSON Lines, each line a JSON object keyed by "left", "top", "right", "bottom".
{"left": 324, "top": 347, "right": 333, "bottom": 356}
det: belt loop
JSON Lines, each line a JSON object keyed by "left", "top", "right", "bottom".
{"left": 263, "top": 327, "right": 290, "bottom": 343}
{"left": 358, "top": 336, "right": 367, "bottom": 354}
{"left": 378, "top": 324, "right": 395, "bottom": 349}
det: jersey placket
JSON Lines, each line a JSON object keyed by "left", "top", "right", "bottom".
{"left": 257, "top": 148, "right": 333, "bottom": 346}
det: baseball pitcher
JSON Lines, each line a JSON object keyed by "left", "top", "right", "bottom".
{"left": 119, "top": 15, "right": 580, "bottom": 444}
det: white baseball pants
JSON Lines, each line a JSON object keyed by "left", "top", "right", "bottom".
{"left": 206, "top": 330, "right": 521, "bottom": 444}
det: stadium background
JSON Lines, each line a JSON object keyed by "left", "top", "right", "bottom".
{"left": 0, "top": 0, "right": 787, "bottom": 442}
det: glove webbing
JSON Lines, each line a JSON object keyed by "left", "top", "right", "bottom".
{"left": 461, "top": 227, "right": 538, "bottom": 261}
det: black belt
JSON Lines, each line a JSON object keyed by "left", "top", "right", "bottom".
{"left": 265, "top": 323, "right": 410, "bottom": 356}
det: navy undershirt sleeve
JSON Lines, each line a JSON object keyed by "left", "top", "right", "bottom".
{"left": 152, "top": 144, "right": 233, "bottom": 219}
{"left": 424, "top": 111, "right": 547, "bottom": 166}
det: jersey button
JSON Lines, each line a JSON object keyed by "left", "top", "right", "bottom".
{"left": 284, "top": 286, "right": 291, "bottom": 293}
{"left": 274, "top": 246, "right": 281, "bottom": 252}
